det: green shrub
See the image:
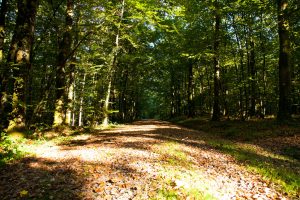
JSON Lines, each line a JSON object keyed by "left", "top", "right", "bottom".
{"left": 0, "top": 133, "right": 27, "bottom": 166}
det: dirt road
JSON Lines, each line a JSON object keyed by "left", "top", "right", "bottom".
{"left": 0, "top": 120, "right": 289, "bottom": 199}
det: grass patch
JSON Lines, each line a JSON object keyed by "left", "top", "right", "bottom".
{"left": 0, "top": 128, "right": 77, "bottom": 167}
{"left": 173, "top": 117, "right": 299, "bottom": 141}
{"left": 153, "top": 142, "right": 191, "bottom": 168}
{"left": 155, "top": 189, "right": 179, "bottom": 200}
{"left": 207, "top": 140, "right": 300, "bottom": 197}
{"left": 149, "top": 168, "right": 215, "bottom": 200}
{"left": 151, "top": 142, "right": 216, "bottom": 199}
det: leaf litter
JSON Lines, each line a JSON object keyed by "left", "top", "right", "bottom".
{"left": 0, "top": 120, "right": 298, "bottom": 199}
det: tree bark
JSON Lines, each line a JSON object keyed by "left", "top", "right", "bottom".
{"left": 102, "top": 0, "right": 125, "bottom": 126}
{"left": 0, "top": 0, "right": 7, "bottom": 62}
{"left": 78, "top": 73, "right": 86, "bottom": 127}
{"left": 54, "top": 0, "right": 74, "bottom": 126}
{"left": 277, "top": 0, "right": 292, "bottom": 121}
{"left": 212, "top": 1, "right": 221, "bottom": 121}
{"left": 0, "top": 0, "right": 39, "bottom": 130}
{"left": 187, "top": 61, "right": 194, "bottom": 118}
{"left": 249, "top": 39, "right": 256, "bottom": 117}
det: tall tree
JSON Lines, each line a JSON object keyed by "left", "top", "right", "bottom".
{"left": 0, "top": 0, "right": 7, "bottom": 62}
{"left": 277, "top": 0, "right": 292, "bottom": 120}
{"left": 0, "top": 0, "right": 39, "bottom": 130}
{"left": 54, "top": 0, "right": 74, "bottom": 126}
{"left": 102, "top": 0, "right": 125, "bottom": 126}
{"left": 211, "top": 0, "right": 221, "bottom": 121}
{"left": 187, "top": 60, "right": 194, "bottom": 118}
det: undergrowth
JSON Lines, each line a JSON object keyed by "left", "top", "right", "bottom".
{"left": 0, "top": 133, "right": 30, "bottom": 166}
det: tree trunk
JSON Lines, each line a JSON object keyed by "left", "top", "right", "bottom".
{"left": 78, "top": 73, "right": 86, "bottom": 127}
{"left": 187, "top": 61, "right": 194, "bottom": 118}
{"left": 54, "top": 0, "right": 74, "bottom": 126}
{"left": 0, "top": 0, "right": 8, "bottom": 132}
{"left": 71, "top": 73, "right": 76, "bottom": 127}
{"left": 66, "top": 63, "right": 75, "bottom": 125}
{"left": 212, "top": 2, "right": 221, "bottom": 121}
{"left": 102, "top": 0, "right": 125, "bottom": 126}
{"left": 0, "top": 0, "right": 7, "bottom": 62}
{"left": 0, "top": 0, "right": 39, "bottom": 130}
{"left": 277, "top": 0, "right": 292, "bottom": 121}
{"left": 249, "top": 39, "right": 256, "bottom": 117}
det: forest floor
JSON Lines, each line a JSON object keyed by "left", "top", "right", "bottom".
{"left": 0, "top": 120, "right": 299, "bottom": 200}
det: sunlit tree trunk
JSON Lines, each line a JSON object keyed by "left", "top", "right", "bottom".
{"left": 78, "top": 73, "right": 86, "bottom": 127}
{"left": 102, "top": 0, "right": 125, "bottom": 126}
{"left": 212, "top": 1, "right": 221, "bottom": 121}
{"left": 66, "top": 63, "right": 75, "bottom": 125}
{"left": 71, "top": 75, "right": 76, "bottom": 127}
{"left": 277, "top": 0, "right": 292, "bottom": 121}
{"left": 0, "top": 0, "right": 7, "bottom": 62}
{"left": 0, "top": 0, "right": 39, "bottom": 130}
{"left": 54, "top": 0, "right": 74, "bottom": 126}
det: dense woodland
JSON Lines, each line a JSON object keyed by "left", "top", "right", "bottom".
{"left": 0, "top": 0, "right": 299, "bottom": 131}
{"left": 0, "top": 1, "right": 300, "bottom": 199}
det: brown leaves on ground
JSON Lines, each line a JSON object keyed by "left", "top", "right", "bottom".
{"left": 0, "top": 120, "right": 297, "bottom": 199}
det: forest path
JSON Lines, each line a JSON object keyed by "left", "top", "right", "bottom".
{"left": 0, "top": 120, "right": 290, "bottom": 199}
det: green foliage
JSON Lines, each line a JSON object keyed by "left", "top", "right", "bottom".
{"left": 0, "top": 133, "right": 28, "bottom": 166}
{"left": 155, "top": 189, "right": 179, "bottom": 200}
{"left": 2, "top": 0, "right": 300, "bottom": 129}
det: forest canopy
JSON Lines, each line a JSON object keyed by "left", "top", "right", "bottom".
{"left": 0, "top": 0, "right": 299, "bottom": 131}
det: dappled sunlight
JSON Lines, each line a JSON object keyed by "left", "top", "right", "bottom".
{"left": 0, "top": 120, "right": 293, "bottom": 199}
{"left": 149, "top": 140, "right": 285, "bottom": 199}
{"left": 236, "top": 142, "right": 296, "bottom": 162}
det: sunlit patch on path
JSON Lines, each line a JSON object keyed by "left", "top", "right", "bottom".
{"left": 0, "top": 120, "right": 291, "bottom": 199}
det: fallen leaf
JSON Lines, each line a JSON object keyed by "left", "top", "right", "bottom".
{"left": 19, "top": 190, "right": 28, "bottom": 197}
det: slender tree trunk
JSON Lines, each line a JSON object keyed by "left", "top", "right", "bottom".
{"left": 78, "top": 73, "right": 86, "bottom": 127}
{"left": 212, "top": 2, "right": 221, "bottom": 121}
{"left": 249, "top": 39, "right": 256, "bottom": 116}
{"left": 119, "top": 68, "right": 128, "bottom": 122}
{"left": 102, "top": 0, "right": 125, "bottom": 126}
{"left": 277, "top": 0, "right": 292, "bottom": 121}
{"left": 187, "top": 61, "right": 194, "bottom": 118}
{"left": 260, "top": 13, "right": 267, "bottom": 116}
{"left": 0, "top": 0, "right": 39, "bottom": 130}
{"left": 66, "top": 63, "right": 75, "bottom": 125}
{"left": 71, "top": 74, "right": 76, "bottom": 127}
{"left": 103, "top": 73, "right": 113, "bottom": 126}
{"left": 232, "top": 14, "right": 246, "bottom": 120}
{"left": 54, "top": 0, "right": 74, "bottom": 126}
{"left": 205, "top": 66, "right": 212, "bottom": 113}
